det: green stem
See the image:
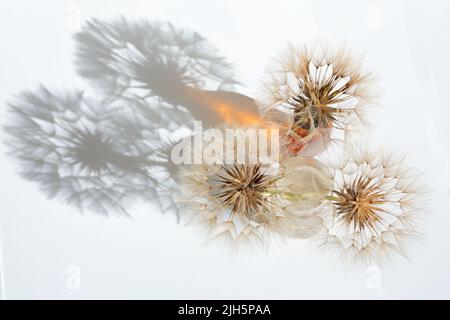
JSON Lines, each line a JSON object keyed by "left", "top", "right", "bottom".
{"left": 261, "top": 189, "right": 329, "bottom": 202}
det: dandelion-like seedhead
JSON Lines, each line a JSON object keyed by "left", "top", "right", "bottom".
{"left": 260, "top": 43, "right": 375, "bottom": 157}
{"left": 317, "top": 148, "right": 425, "bottom": 266}
{"left": 3, "top": 86, "right": 179, "bottom": 217}
{"left": 178, "top": 142, "right": 333, "bottom": 250}
{"left": 211, "top": 163, "right": 274, "bottom": 218}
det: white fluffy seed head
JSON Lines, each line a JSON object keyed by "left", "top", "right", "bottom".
{"left": 177, "top": 142, "right": 333, "bottom": 252}
{"left": 316, "top": 147, "right": 426, "bottom": 267}
{"left": 259, "top": 42, "right": 376, "bottom": 157}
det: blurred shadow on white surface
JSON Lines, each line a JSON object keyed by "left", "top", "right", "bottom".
{"left": 74, "top": 17, "right": 238, "bottom": 97}
{"left": 3, "top": 86, "right": 180, "bottom": 218}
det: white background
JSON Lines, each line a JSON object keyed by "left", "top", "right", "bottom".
{"left": 0, "top": 0, "right": 449, "bottom": 299}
